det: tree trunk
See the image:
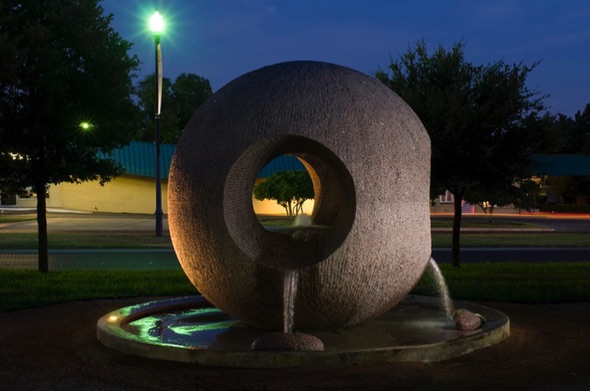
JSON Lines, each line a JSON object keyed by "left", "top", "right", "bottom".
{"left": 35, "top": 183, "right": 49, "bottom": 273}
{"left": 452, "top": 191, "right": 463, "bottom": 268}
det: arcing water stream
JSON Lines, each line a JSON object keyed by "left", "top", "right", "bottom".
{"left": 427, "top": 257, "right": 455, "bottom": 320}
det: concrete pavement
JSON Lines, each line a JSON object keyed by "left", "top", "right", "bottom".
{"left": 1, "top": 211, "right": 589, "bottom": 270}
{"left": 432, "top": 247, "right": 590, "bottom": 263}
{"left": 0, "top": 211, "right": 169, "bottom": 232}
{"left": 0, "top": 211, "right": 177, "bottom": 270}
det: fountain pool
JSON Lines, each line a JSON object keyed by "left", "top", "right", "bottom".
{"left": 97, "top": 295, "right": 509, "bottom": 367}
{"left": 97, "top": 61, "right": 510, "bottom": 366}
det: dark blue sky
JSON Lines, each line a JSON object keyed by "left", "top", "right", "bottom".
{"left": 102, "top": 0, "right": 590, "bottom": 116}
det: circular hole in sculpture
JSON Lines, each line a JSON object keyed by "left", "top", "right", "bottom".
{"left": 252, "top": 154, "right": 317, "bottom": 230}
{"left": 224, "top": 135, "right": 355, "bottom": 270}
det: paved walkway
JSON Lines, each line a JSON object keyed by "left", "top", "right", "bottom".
{"left": 432, "top": 247, "right": 590, "bottom": 263}
{"left": 2, "top": 211, "right": 590, "bottom": 270}
{"left": 0, "top": 211, "right": 179, "bottom": 270}
{"left": 0, "top": 210, "right": 169, "bottom": 232}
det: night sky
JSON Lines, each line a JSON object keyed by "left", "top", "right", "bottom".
{"left": 102, "top": 0, "right": 590, "bottom": 116}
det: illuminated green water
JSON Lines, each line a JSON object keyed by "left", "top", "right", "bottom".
{"left": 122, "top": 307, "right": 240, "bottom": 349}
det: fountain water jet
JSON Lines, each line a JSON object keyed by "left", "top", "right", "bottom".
{"left": 283, "top": 269, "right": 298, "bottom": 334}
{"left": 427, "top": 257, "right": 455, "bottom": 320}
{"left": 427, "top": 257, "right": 486, "bottom": 331}
{"left": 251, "top": 214, "right": 325, "bottom": 352}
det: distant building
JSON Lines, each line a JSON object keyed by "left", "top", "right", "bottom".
{"left": 3, "top": 141, "right": 313, "bottom": 215}
{"left": 430, "top": 155, "right": 590, "bottom": 214}
{"left": 3, "top": 145, "right": 588, "bottom": 214}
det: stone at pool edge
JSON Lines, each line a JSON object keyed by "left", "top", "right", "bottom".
{"left": 454, "top": 309, "right": 483, "bottom": 331}
{"left": 251, "top": 332, "right": 325, "bottom": 351}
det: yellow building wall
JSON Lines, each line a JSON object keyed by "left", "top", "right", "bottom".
{"left": 47, "top": 175, "right": 313, "bottom": 216}
{"left": 55, "top": 176, "right": 168, "bottom": 214}
{"left": 16, "top": 186, "right": 62, "bottom": 208}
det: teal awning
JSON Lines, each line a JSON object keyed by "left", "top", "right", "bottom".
{"left": 104, "top": 141, "right": 305, "bottom": 179}
{"left": 102, "top": 141, "right": 175, "bottom": 179}
{"left": 531, "top": 155, "right": 590, "bottom": 176}
{"left": 104, "top": 145, "right": 589, "bottom": 179}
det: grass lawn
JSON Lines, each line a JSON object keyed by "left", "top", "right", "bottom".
{"left": 0, "top": 213, "right": 36, "bottom": 224}
{"left": 412, "top": 262, "right": 590, "bottom": 303}
{"left": 0, "top": 269, "right": 195, "bottom": 312}
{"left": 1, "top": 262, "right": 588, "bottom": 313}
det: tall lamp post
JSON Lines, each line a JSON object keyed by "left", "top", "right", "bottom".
{"left": 150, "top": 11, "right": 164, "bottom": 237}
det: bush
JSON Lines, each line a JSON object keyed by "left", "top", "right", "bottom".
{"left": 538, "top": 203, "right": 590, "bottom": 213}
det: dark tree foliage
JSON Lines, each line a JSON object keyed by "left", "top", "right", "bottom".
{"left": 135, "top": 74, "right": 177, "bottom": 143}
{"left": 534, "top": 104, "right": 590, "bottom": 155}
{"left": 376, "top": 40, "right": 545, "bottom": 266}
{"left": 135, "top": 73, "right": 213, "bottom": 143}
{"left": 562, "top": 104, "right": 590, "bottom": 154}
{"left": 544, "top": 175, "right": 590, "bottom": 205}
{"left": 557, "top": 104, "right": 590, "bottom": 203}
{"left": 172, "top": 73, "right": 213, "bottom": 129}
{"left": 253, "top": 171, "right": 314, "bottom": 218}
{"left": 0, "top": 0, "right": 140, "bottom": 272}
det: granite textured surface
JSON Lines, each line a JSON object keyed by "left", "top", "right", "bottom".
{"left": 168, "top": 61, "right": 431, "bottom": 330}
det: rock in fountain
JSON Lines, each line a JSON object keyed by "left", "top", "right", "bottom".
{"left": 251, "top": 332, "right": 325, "bottom": 351}
{"left": 454, "top": 309, "right": 484, "bottom": 331}
{"left": 168, "top": 60, "right": 432, "bottom": 330}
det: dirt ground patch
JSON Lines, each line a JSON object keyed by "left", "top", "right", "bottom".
{"left": 1, "top": 298, "right": 589, "bottom": 391}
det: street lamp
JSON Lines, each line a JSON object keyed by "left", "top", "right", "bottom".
{"left": 79, "top": 121, "right": 93, "bottom": 131}
{"left": 150, "top": 10, "right": 164, "bottom": 237}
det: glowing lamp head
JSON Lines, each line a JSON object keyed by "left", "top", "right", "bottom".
{"left": 150, "top": 11, "right": 164, "bottom": 35}
{"left": 79, "top": 121, "right": 93, "bottom": 131}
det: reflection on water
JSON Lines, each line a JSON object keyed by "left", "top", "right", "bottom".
{"left": 122, "top": 307, "right": 239, "bottom": 349}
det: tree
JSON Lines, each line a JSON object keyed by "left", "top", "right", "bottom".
{"left": 376, "top": 40, "right": 545, "bottom": 266}
{"left": 514, "top": 177, "right": 544, "bottom": 211}
{"left": 253, "top": 171, "right": 314, "bottom": 218}
{"left": 172, "top": 73, "right": 213, "bottom": 130}
{"left": 135, "top": 74, "right": 177, "bottom": 143}
{"left": 464, "top": 181, "right": 519, "bottom": 223}
{"left": 557, "top": 103, "right": 590, "bottom": 155}
{"left": 0, "top": 0, "right": 140, "bottom": 272}
{"left": 135, "top": 73, "right": 213, "bottom": 143}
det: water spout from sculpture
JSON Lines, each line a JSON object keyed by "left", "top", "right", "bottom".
{"left": 427, "top": 257, "right": 454, "bottom": 320}
{"left": 283, "top": 269, "right": 298, "bottom": 334}
{"left": 282, "top": 214, "right": 309, "bottom": 334}
{"left": 427, "top": 257, "right": 484, "bottom": 331}
{"left": 251, "top": 214, "right": 325, "bottom": 351}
